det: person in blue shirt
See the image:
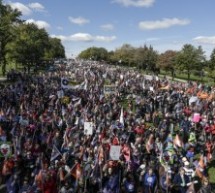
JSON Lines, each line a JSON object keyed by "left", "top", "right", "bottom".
{"left": 103, "top": 167, "right": 120, "bottom": 193}
{"left": 142, "top": 167, "right": 157, "bottom": 193}
{"left": 123, "top": 173, "right": 136, "bottom": 193}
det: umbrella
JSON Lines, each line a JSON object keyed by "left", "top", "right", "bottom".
{"left": 189, "top": 96, "right": 198, "bottom": 105}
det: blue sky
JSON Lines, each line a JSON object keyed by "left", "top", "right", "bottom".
{"left": 4, "top": 0, "right": 215, "bottom": 58}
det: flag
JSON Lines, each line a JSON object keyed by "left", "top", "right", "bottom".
{"left": 61, "top": 77, "right": 71, "bottom": 89}
{"left": 142, "top": 81, "right": 145, "bottom": 89}
{"left": 50, "top": 145, "right": 62, "bottom": 161}
{"left": 146, "top": 134, "right": 154, "bottom": 153}
{"left": 119, "top": 108, "right": 124, "bottom": 127}
{"left": 61, "top": 127, "right": 71, "bottom": 150}
{"left": 173, "top": 134, "right": 183, "bottom": 148}
{"left": 70, "top": 163, "right": 82, "bottom": 179}
{"left": 73, "top": 98, "right": 81, "bottom": 107}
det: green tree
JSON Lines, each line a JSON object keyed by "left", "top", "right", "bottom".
{"left": 134, "top": 45, "right": 158, "bottom": 72}
{"left": 107, "top": 50, "right": 115, "bottom": 64}
{"left": 44, "top": 37, "right": 65, "bottom": 60}
{"left": 8, "top": 23, "right": 49, "bottom": 73}
{"left": 0, "top": 0, "right": 21, "bottom": 75}
{"left": 208, "top": 48, "right": 215, "bottom": 82}
{"left": 111, "top": 44, "right": 135, "bottom": 67}
{"left": 78, "top": 47, "right": 108, "bottom": 61}
{"left": 157, "top": 50, "right": 178, "bottom": 79}
{"left": 176, "top": 44, "right": 206, "bottom": 80}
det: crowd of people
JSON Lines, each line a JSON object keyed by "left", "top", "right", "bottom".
{"left": 0, "top": 61, "right": 215, "bottom": 193}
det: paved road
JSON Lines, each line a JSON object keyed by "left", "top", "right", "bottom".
{"left": 0, "top": 77, "right": 7, "bottom": 81}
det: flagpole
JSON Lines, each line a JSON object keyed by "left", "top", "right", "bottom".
{"left": 118, "top": 164, "right": 121, "bottom": 193}
{"left": 99, "top": 162, "right": 103, "bottom": 193}
{"left": 31, "top": 126, "right": 37, "bottom": 147}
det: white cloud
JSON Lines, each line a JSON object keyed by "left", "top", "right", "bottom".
{"left": 70, "top": 33, "right": 93, "bottom": 42}
{"left": 95, "top": 36, "right": 116, "bottom": 42}
{"left": 9, "top": 2, "right": 32, "bottom": 15}
{"left": 8, "top": 2, "right": 46, "bottom": 15}
{"left": 193, "top": 36, "right": 215, "bottom": 45}
{"left": 112, "top": 0, "right": 155, "bottom": 7}
{"left": 51, "top": 33, "right": 117, "bottom": 42}
{"left": 28, "top": 2, "right": 45, "bottom": 12}
{"left": 68, "top": 17, "right": 90, "bottom": 25}
{"left": 145, "top": 37, "right": 160, "bottom": 42}
{"left": 57, "top": 26, "right": 63, "bottom": 30}
{"left": 25, "top": 19, "right": 50, "bottom": 30}
{"left": 139, "top": 18, "right": 190, "bottom": 30}
{"left": 100, "top": 24, "right": 114, "bottom": 31}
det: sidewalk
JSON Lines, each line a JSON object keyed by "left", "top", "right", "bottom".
{"left": 0, "top": 77, "right": 7, "bottom": 81}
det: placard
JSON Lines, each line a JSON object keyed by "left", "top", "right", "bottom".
{"left": 104, "top": 85, "right": 116, "bottom": 95}
{"left": 57, "top": 90, "right": 64, "bottom": 98}
{"left": 144, "top": 75, "right": 153, "bottom": 81}
{"left": 84, "top": 122, "right": 93, "bottom": 135}
{"left": 0, "top": 142, "right": 12, "bottom": 157}
{"left": 150, "top": 86, "right": 154, "bottom": 92}
{"left": 19, "top": 119, "right": 29, "bottom": 127}
{"left": 109, "top": 145, "right": 121, "bottom": 160}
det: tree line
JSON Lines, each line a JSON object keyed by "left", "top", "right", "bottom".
{"left": 0, "top": 0, "right": 65, "bottom": 75}
{"left": 78, "top": 44, "right": 215, "bottom": 82}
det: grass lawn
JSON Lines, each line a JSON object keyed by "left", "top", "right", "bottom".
{"left": 208, "top": 160, "right": 215, "bottom": 184}
{"left": 160, "top": 70, "right": 215, "bottom": 86}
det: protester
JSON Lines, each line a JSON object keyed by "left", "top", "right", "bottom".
{"left": 173, "top": 167, "right": 190, "bottom": 193}
{"left": 0, "top": 60, "right": 214, "bottom": 193}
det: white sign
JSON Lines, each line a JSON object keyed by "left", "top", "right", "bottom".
{"left": 19, "top": 118, "right": 29, "bottom": 126}
{"left": 150, "top": 86, "right": 154, "bottom": 92}
{"left": 144, "top": 75, "right": 153, "bottom": 81}
{"left": 57, "top": 90, "right": 64, "bottom": 98}
{"left": 104, "top": 85, "right": 116, "bottom": 95}
{"left": 84, "top": 122, "right": 93, "bottom": 135}
{"left": 109, "top": 145, "right": 121, "bottom": 160}
{"left": 0, "top": 143, "right": 11, "bottom": 157}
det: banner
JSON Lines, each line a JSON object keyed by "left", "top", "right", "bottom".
{"left": 51, "top": 145, "right": 62, "bottom": 161}
{"left": 109, "top": 145, "right": 121, "bottom": 160}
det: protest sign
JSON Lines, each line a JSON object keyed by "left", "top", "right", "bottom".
{"left": 109, "top": 145, "right": 121, "bottom": 160}
{"left": 104, "top": 85, "right": 116, "bottom": 95}
{"left": 144, "top": 75, "right": 153, "bottom": 81}
{"left": 19, "top": 118, "right": 29, "bottom": 127}
{"left": 84, "top": 122, "right": 93, "bottom": 135}
{"left": 57, "top": 90, "right": 64, "bottom": 98}
{"left": 0, "top": 142, "right": 12, "bottom": 158}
